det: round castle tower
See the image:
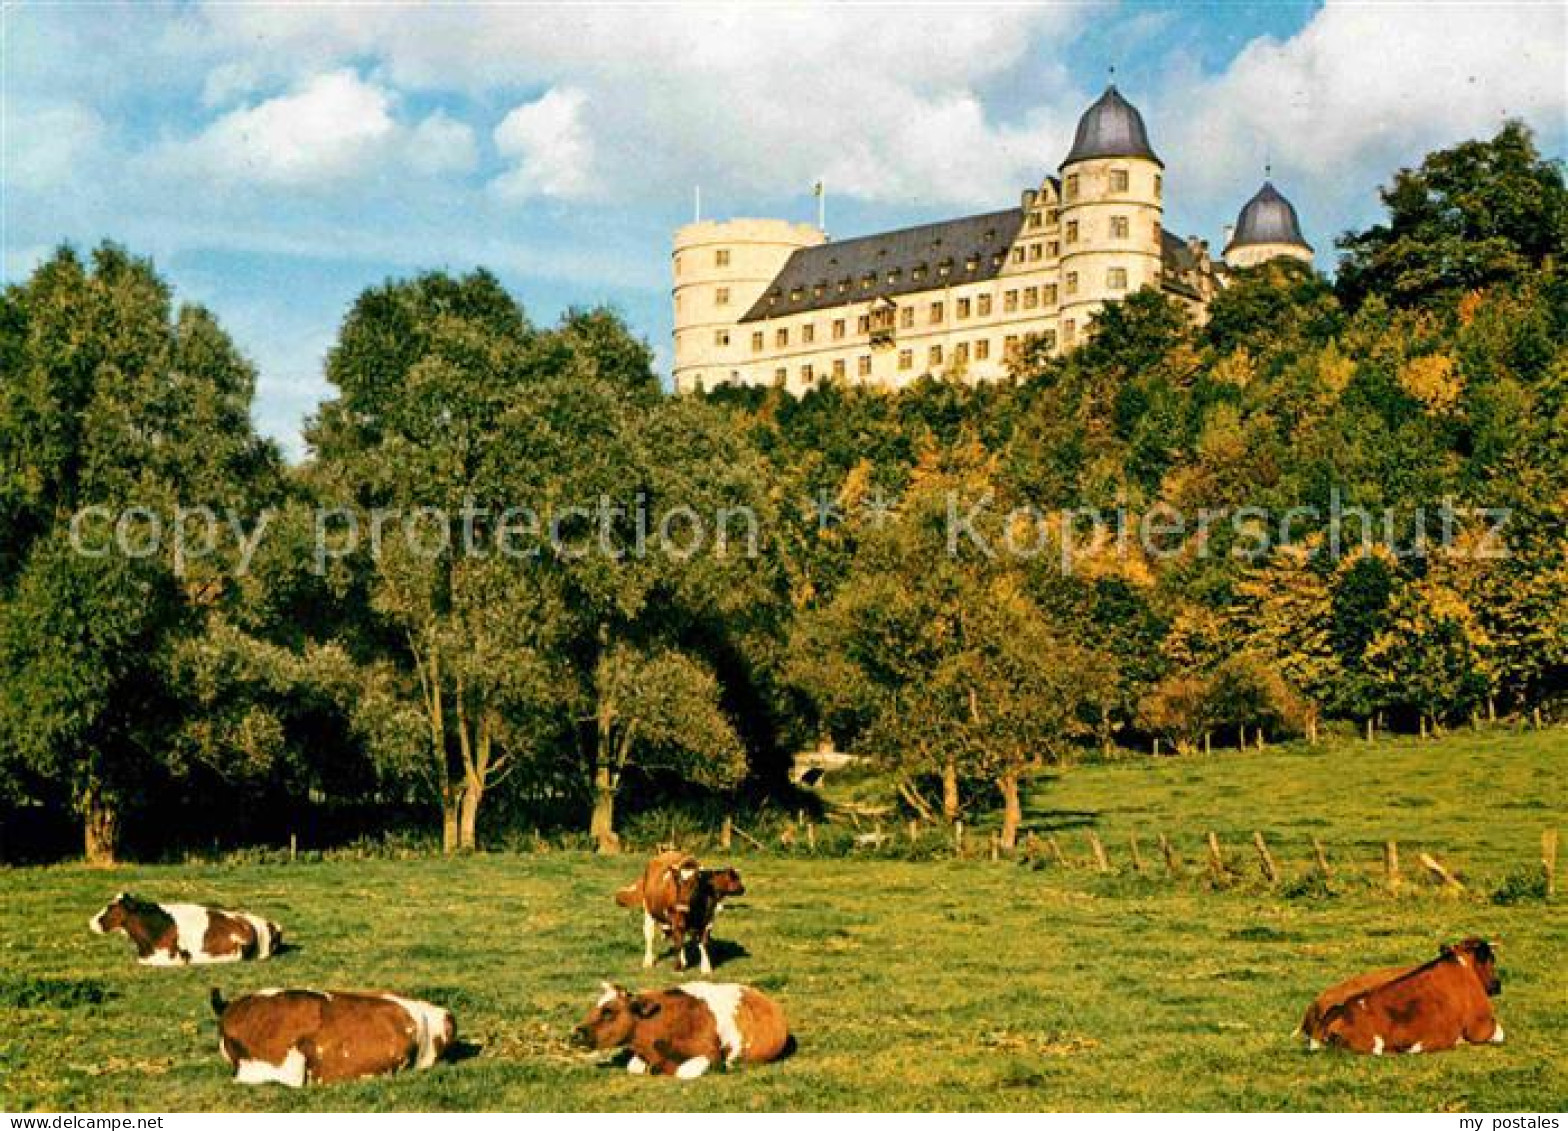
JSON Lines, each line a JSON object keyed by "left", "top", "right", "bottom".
{"left": 672, "top": 218, "right": 825, "bottom": 393}
{"left": 1223, "top": 180, "right": 1313, "bottom": 269}
{"left": 1057, "top": 86, "right": 1164, "bottom": 346}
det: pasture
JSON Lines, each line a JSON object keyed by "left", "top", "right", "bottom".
{"left": 2, "top": 729, "right": 1564, "bottom": 1111}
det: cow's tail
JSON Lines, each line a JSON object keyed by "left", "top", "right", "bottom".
{"left": 614, "top": 881, "right": 643, "bottom": 909}
{"left": 210, "top": 987, "right": 228, "bottom": 1017}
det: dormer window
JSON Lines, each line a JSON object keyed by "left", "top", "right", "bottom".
{"left": 966, "top": 255, "right": 980, "bottom": 272}
{"left": 938, "top": 259, "right": 952, "bottom": 277}
{"left": 790, "top": 287, "right": 804, "bottom": 302}
{"left": 860, "top": 273, "right": 875, "bottom": 290}
{"left": 1028, "top": 211, "right": 1043, "bottom": 229}
{"left": 912, "top": 264, "right": 927, "bottom": 281}
{"left": 887, "top": 268, "right": 902, "bottom": 284}
{"left": 838, "top": 278, "right": 851, "bottom": 294}
{"left": 812, "top": 283, "right": 826, "bottom": 298}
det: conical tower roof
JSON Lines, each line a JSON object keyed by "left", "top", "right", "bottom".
{"left": 1062, "top": 85, "right": 1162, "bottom": 168}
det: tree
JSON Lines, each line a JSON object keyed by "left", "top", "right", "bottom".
{"left": 1337, "top": 122, "right": 1568, "bottom": 309}
{"left": 0, "top": 245, "right": 283, "bottom": 861}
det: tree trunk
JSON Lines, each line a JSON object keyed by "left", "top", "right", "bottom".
{"left": 998, "top": 772, "right": 1022, "bottom": 850}
{"left": 82, "top": 784, "right": 118, "bottom": 866}
{"left": 441, "top": 787, "right": 461, "bottom": 855}
{"left": 458, "top": 781, "right": 483, "bottom": 851}
{"left": 941, "top": 758, "right": 960, "bottom": 824}
{"left": 590, "top": 765, "right": 621, "bottom": 854}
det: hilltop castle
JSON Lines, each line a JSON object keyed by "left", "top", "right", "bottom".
{"left": 671, "top": 85, "right": 1312, "bottom": 394}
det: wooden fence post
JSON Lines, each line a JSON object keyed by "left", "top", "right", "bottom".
{"left": 1159, "top": 833, "right": 1182, "bottom": 877}
{"left": 1384, "top": 841, "right": 1401, "bottom": 893}
{"left": 1046, "top": 835, "right": 1066, "bottom": 866}
{"left": 289, "top": 833, "right": 297, "bottom": 863}
{"left": 1419, "top": 851, "right": 1464, "bottom": 893}
{"left": 1088, "top": 831, "right": 1110, "bottom": 873}
{"left": 1128, "top": 832, "right": 1145, "bottom": 873}
{"left": 1541, "top": 829, "right": 1558, "bottom": 898}
{"left": 806, "top": 821, "right": 816, "bottom": 852}
{"left": 990, "top": 833, "right": 1001, "bottom": 863}
{"left": 1207, "top": 831, "right": 1226, "bottom": 880}
{"left": 1312, "top": 836, "right": 1332, "bottom": 879}
{"left": 720, "top": 816, "right": 733, "bottom": 851}
{"left": 907, "top": 819, "right": 919, "bottom": 846}
{"left": 954, "top": 820, "right": 964, "bottom": 856}
{"left": 1253, "top": 831, "right": 1279, "bottom": 886}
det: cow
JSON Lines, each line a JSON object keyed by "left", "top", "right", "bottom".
{"left": 211, "top": 988, "right": 455, "bottom": 1086}
{"left": 1299, "top": 963, "right": 1416, "bottom": 1045}
{"left": 614, "top": 850, "right": 745, "bottom": 974}
{"left": 1310, "top": 937, "right": 1505, "bottom": 1055}
{"left": 572, "top": 981, "right": 790, "bottom": 1078}
{"left": 90, "top": 893, "right": 282, "bottom": 965}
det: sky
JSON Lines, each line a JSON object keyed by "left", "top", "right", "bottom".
{"left": 4, "top": 1, "right": 1565, "bottom": 460}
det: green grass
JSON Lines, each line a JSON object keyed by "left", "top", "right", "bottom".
{"left": 2, "top": 729, "right": 1564, "bottom": 1111}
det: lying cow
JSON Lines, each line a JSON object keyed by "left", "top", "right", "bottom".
{"left": 1309, "top": 937, "right": 1504, "bottom": 1055}
{"left": 1299, "top": 963, "right": 1416, "bottom": 1044}
{"left": 614, "top": 850, "right": 744, "bottom": 974}
{"left": 572, "top": 981, "right": 789, "bottom": 1078}
{"left": 90, "top": 892, "right": 282, "bottom": 965}
{"left": 211, "top": 988, "right": 455, "bottom": 1086}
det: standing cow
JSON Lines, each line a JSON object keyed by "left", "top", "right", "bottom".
{"left": 90, "top": 893, "right": 282, "bottom": 965}
{"left": 1309, "top": 937, "right": 1505, "bottom": 1054}
{"left": 614, "top": 850, "right": 744, "bottom": 974}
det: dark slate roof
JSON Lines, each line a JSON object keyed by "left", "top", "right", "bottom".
{"left": 1062, "top": 85, "right": 1162, "bottom": 168}
{"left": 1225, "top": 181, "right": 1312, "bottom": 253}
{"left": 739, "top": 208, "right": 1026, "bottom": 322}
{"left": 1160, "top": 229, "right": 1203, "bottom": 300}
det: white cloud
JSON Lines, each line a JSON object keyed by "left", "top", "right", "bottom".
{"left": 7, "top": 101, "right": 105, "bottom": 191}
{"left": 409, "top": 111, "right": 478, "bottom": 176}
{"left": 166, "top": 70, "right": 399, "bottom": 187}
{"left": 492, "top": 87, "right": 597, "bottom": 200}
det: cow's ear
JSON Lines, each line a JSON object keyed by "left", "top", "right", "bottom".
{"left": 631, "top": 998, "right": 662, "bottom": 1019}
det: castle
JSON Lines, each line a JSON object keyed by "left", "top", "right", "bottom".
{"left": 671, "top": 85, "right": 1312, "bottom": 395}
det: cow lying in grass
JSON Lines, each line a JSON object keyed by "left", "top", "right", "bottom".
{"left": 572, "top": 981, "right": 790, "bottom": 1078}
{"left": 614, "top": 850, "right": 744, "bottom": 973}
{"left": 90, "top": 893, "right": 282, "bottom": 965}
{"left": 1303, "top": 937, "right": 1505, "bottom": 1054}
{"left": 212, "top": 988, "right": 455, "bottom": 1086}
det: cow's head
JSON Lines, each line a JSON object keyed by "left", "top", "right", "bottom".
{"left": 89, "top": 892, "right": 137, "bottom": 935}
{"left": 432, "top": 1008, "right": 458, "bottom": 1062}
{"left": 1445, "top": 937, "right": 1502, "bottom": 996}
{"left": 704, "top": 866, "right": 745, "bottom": 900}
{"left": 572, "top": 983, "right": 661, "bottom": 1051}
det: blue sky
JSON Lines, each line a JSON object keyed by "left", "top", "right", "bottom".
{"left": 5, "top": 2, "right": 1564, "bottom": 459}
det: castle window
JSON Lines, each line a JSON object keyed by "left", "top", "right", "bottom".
{"left": 1004, "top": 289, "right": 1019, "bottom": 313}
{"left": 966, "top": 256, "right": 979, "bottom": 272}
{"left": 1029, "top": 243, "right": 1043, "bottom": 261}
{"left": 774, "top": 367, "right": 787, "bottom": 385}
{"left": 1004, "top": 334, "right": 1020, "bottom": 358}
{"left": 1111, "top": 216, "right": 1130, "bottom": 239}
{"left": 1066, "top": 221, "right": 1079, "bottom": 243}
{"left": 1043, "top": 330, "right": 1058, "bottom": 351}
{"left": 858, "top": 314, "right": 872, "bottom": 333}
{"left": 751, "top": 331, "right": 764, "bottom": 352}
{"left": 978, "top": 294, "right": 993, "bottom": 316}
{"left": 887, "top": 268, "right": 902, "bottom": 284}
{"left": 957, "top": 297, "right": 971, "bottom": 320}
{"left": 1012, "top": 247, "right": 1026, "bottom": 264}
{"left": 776, "top": 328, "right": 789, "bottom": 347}
{"left": 1065, "top": 174, "right": 1079, "bottom": 199}
{"left": 1047, "top": 208, "right": 1059, "bottom": 225}
{"left": 900, "top": 307, "right": 915, "bottom": 329}
{"left": 716, "top": 248, "right": 731, "bottom": 266}
{"left": 955, "top": 341, "right": 969, "bottom": 364}
{"left": 803, "top": 324, "right": 815, "bottom": 344}
{"left": 898, "top": 349, "right": 913, "bottom": 371}
{"left": 833, "top": 358, "right": 846, "bottom": 380}
{"left": 1043, "top": 284, "right": 1058, "bottom": 305}
{"left": 1048, "top": 240, "right": 1060, "bottom": 257}
{"left": 1155, "top": 174, "right": 1163, "bottom": 199}
{"left": 1110, "top": 169, "right": 1129, "bottom": 193}
{"left": 833, "top": 318, "right": 846, "bottom": 340}
{"left": 930, "top": 301, "right": 944, "bottom": 324}
{"left": 716, "top": 287, "right": 731, "bottom": 306}
{"left": 838, "top": 279, "right": 851, "bottom": 294}
{"left": 813, "top": 283, "right": 825, "bottom": 298}
{"left": 790, "top": 287, "right": 804, "bottom": 302}
{"left": 929, "top": 345, "right": 943, "bottom": 366}
{"left": 1066, "top": 272, "right": 1078, "bottom": 295}
{"left": 912, "top": 264, "right": 927, "bottom": 281}
{"left": 1023, "top": 287, "right": 1039, "bottom": 310}
{"left": 1063, "top": 319, "right": 1076, "bottom": 344}
{"left": 938, "top": 259, "right": 953, "bottom": 278}
{"left": 715, "top": 330, "right": 730, "bottom": 346}
{"left": 975, "top": 338, "right": 990, "bottom": 361}
{"left": 858, "top": 355, "right": 872, "bottom": 377}
{"left": 1107, "top": 267, "right": 1128, "bottom": 290}
{"left": 802, "top": 363, "right": 814, "bottom": 383}
{"left": 1028, "top": 210, "right": 1043, "bottom": 229}
{"left": 861, "top": 274, "right": 875, "bottom": 289}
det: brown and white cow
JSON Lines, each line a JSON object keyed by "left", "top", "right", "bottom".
{"left": 614, "top": 850, "right": 745, "bottom": 974}
{"left": 90, "top": 893, "right": 282, "bottom": 965}
{"left": 572, "top": 981, "right": 789, "bottom": 1078}
{"left": 1309, "top": 937, "right": 1505, "bottom": 1055}
{"left": 1299, "top": 963, "right": 1416, "bottom": 1044}
{"left": 211, "top": 988, "right": 455, "bottom": 1086}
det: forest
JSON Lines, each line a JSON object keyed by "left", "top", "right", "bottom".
{"left": 2, "top": 123, "right": 1563, "bottom": 865}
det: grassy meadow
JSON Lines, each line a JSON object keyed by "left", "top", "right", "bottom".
{"left": 2, "top": 728, "right": 1564, "bottom": 1112}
